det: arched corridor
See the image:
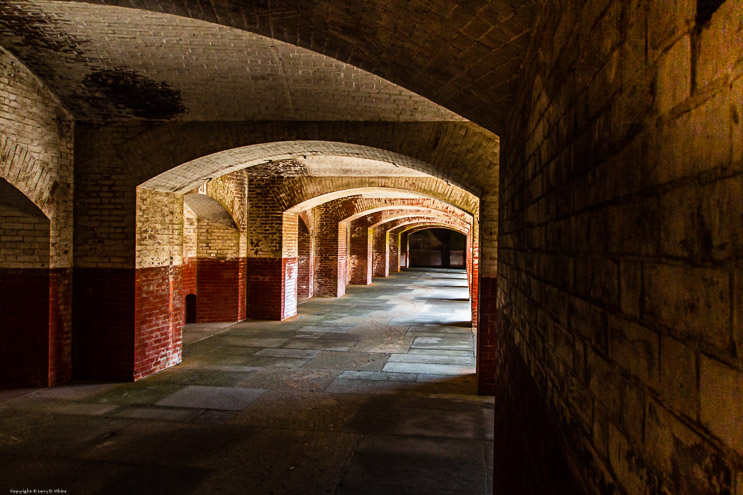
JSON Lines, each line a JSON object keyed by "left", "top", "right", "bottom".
{"left": 1, "top": 0, "right": 741, "bottom": 493}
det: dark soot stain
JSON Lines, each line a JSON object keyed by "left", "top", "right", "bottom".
{"left": 83, "top": 68, "right": 185, "bottom": 120}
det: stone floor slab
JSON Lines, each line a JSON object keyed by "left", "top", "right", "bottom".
{"left": 155, "top": 386, "right": 265, "bottom": 411}
{"left": 382, "top": 362, "right": 476, "bottom": 375}
{"left": 387, "top": 353, "right": 475, "bottom": 365}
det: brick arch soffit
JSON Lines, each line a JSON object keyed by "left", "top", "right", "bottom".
{"left": 183, "top": 193, "right": 238, "bottom": 230}
{"left": 402, "top": 224, "right": 468, "bottom": 236}
{"left": 366, "top": 214, "right": 470, "bottom": 234}
{"left": 398, "top": 226, "right": 470, "bottom": 244}
{"left": 284, "top": 186, "right": 476, "bottom": 218}
{"left": 379, "top": 217, "right": 470, "bottom": 235}
{"left": 0, "top": 135, "right": 53, "bottom": 219}
{"left": 129, "top": 134, "right": 489, "bottom": 200}
{"left": 338, "top": 204, "right": 472, "bottom": 226}
{"left": 297, "top": 213, "right": 310, "bottom": 233}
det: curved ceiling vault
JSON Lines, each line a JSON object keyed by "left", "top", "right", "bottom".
{"left": 0, "top": 0, "right": 536, "bottom": 132}
{"left": 0, "top": 1, "right": 463, "bottom": 123}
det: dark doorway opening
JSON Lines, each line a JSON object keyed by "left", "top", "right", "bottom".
{"left": 185, "top": 294, "right": 197, "bottom": 323}
{"left": 409, "top": 228, "right": 466, "bottom": 268}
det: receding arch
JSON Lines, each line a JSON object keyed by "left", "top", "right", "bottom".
{"left": 184, "top": 193, "right": 239, "bottom": 229}
{"left": 138, "top": 139, "right": 487, "bottom": 205}
{"left": 181, "top": 193, "right": 242, "bottom": 323}
{"left": 125, "top": 126, "right": 496, "bottom": 197}
{"left": 339, "top": 203, "right": 473, "bottom": 225}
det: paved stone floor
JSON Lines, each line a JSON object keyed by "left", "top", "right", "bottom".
{"left": 0, "top": 268, "right": 493, "bottom": 494}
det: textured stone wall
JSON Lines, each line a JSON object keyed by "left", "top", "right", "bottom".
{"left": 497, "top": 1, "right": 742, "bottom": 493}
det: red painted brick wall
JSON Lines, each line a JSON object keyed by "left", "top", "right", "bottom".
{"left": 195, "top": 259, "right": 241, "bottom": 322}
{"left": 388, "top": 231, "right": 400, "bottom": 273}
{"left": 297, "top": 219, "right": 313, "bottom": 299}
{"left": 349, "top": 223, "right": 372, "bottom": 285}
{"left": 477, "top": 276, "right": 496, "bottom": 395}
{"left": 73, "top": 268, "right": 135, "bottom": 380}
{"left": 314, "top": 204, "right": 347, "bottom": 297}
{"left": 134, "top": 265, "right": 183, "bottom": 380}
{"left": 372, "top": 228, "right": 389, "bottom": 278}
{"left": 182, "top": 258, "right": 197, "bottom": 296}
{"left": 49, "top": 268, "right": 73, "bottom": 385}
{"left": 246, "top": 257, "right": 297, "bottom": 320}
{"left": 238, "top": 257, "right": 247, "bottom": 320}
{"left": 0, "top": 268, "right": 49, "bottom": 387}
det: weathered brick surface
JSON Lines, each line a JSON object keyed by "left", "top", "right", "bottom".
{"left": 297, "top": 214, "right": 314, "bottom": 300}
{"left": 246, "top": 257, "right": 297, "bottom": 321}
{"left": 372, "top": 228, "right": 390, "bottom": 278}
{"left": 496, "top": 0, "right": 743, "bottom": 492}
{"left": 134, "top": 189, "right": 184, "bottom": 378}
{"left": 314, "top": 202, "right": 348, "bottom": 298}
{"left": 134, "top": 265, "right": 183, "bottom": 380}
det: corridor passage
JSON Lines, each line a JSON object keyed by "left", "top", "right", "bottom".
{"left": 0, "top": 268, "right": 493, "bottom": 494}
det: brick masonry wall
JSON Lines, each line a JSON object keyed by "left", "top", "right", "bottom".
{"left": 182, "top": 204, "right": 198, "bottom": 296}
{"left": 400, "top": 231, "right": 409, "bottom": 269}
{"left": 314, "top": 202, "right": 348, "bottom": 297}
{"left": 349, "top": 219, "right": 374, "bottom": 285}
{"left": 246, "top": 257, "right": 297, "bottom": 320}
{"left": 195, "top": 259, "right": 241, "bottom": 322}
{"left": 497, "top": 1, "right": 743, "bottom": 493}
{"left": 0, "top": 46, "right": 74, "bottom": 386}
{"left": 297, "top": 214, "right": 314, "bottom": 300}
{"left": 134, "top": 189, "right": 183, "bottom": 379}
{"left": 0, "top": 190, "right": 51, "bottom": 269}
{"left": 389, "top": 230, "right": 400, "bottom": 273}
{"left": 372, "top": 228, "right": 389, "bottom": 278}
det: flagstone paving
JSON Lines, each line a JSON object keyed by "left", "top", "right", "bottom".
{"left": 0, "top": 268, "right": 493, "bottom": 494}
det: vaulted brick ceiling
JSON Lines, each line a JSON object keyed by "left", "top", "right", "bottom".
{"left": 0, "top": 0, "right": 538, "bottom": 132}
